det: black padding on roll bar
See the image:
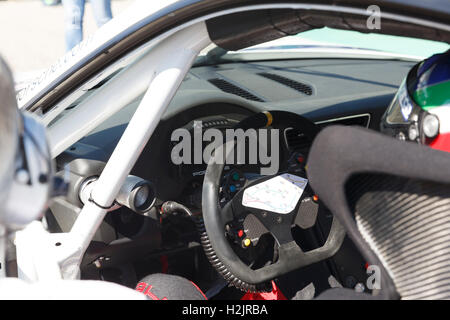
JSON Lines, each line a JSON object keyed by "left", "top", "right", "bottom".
{"left": 206, "top": 4, "right": 450, "bottom": 51}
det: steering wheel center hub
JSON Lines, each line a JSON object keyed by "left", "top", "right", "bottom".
{"left": 242, "top": 173, "right": 308, "bottom": 215}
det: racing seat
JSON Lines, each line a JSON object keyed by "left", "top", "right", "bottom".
{"left": 135, "top": 273, "right": 207, "bottom": 300}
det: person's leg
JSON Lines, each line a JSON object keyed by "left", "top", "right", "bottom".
{"left": 62, "top": 0, "right": 86, "bottom": 51}
{"left": 90, "top": 0, "right": 113, "bottom": 28}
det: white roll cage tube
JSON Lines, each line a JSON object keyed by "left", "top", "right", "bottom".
{"left": 15, "top": 22, "right": 210, "bottom": 281}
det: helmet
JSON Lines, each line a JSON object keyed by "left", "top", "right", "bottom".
{"left": 381, "top": 49, "right": 450, "bottom": 151}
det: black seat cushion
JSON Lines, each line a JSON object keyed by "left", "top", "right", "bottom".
{"left": 135, "top": 273, "right": 207, "bottom": 300}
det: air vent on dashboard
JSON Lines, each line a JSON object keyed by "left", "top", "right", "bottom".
{"left": 208, "top": 78, "right": 265, "bottom": 102}
{"left": 258, "top": 73, "right": 313, "bottom": 96}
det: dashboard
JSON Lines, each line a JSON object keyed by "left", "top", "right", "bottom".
{"left": 60, "top": 57, "right": 415, "bottom": 164}
{"left": 52, "top": 54, "right": 412, "bottom": 232}
{"left": 53, "top": 55, "right": 413, "bottom": 233}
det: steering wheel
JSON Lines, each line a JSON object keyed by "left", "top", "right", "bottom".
{"left": 201, "top": 111, "right": 346, "bottom": 291}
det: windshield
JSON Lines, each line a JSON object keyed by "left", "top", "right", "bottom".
{"left": 198, "top": 27, "right": 450, "bottom": 64}
{"left": 298, "top": 28, "right": 450, "bottom": 58}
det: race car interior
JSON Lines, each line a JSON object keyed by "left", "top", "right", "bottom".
{"left": 34, "top": 8, "right": 448, "bottom": 299}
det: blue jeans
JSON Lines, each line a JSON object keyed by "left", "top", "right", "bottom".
{"left": 63, "top": 0, "right": 112, "bottom": 51}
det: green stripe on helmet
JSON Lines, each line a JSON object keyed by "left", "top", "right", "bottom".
{"left": 414, "top": 80, "right": 450, "bottom": 110}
